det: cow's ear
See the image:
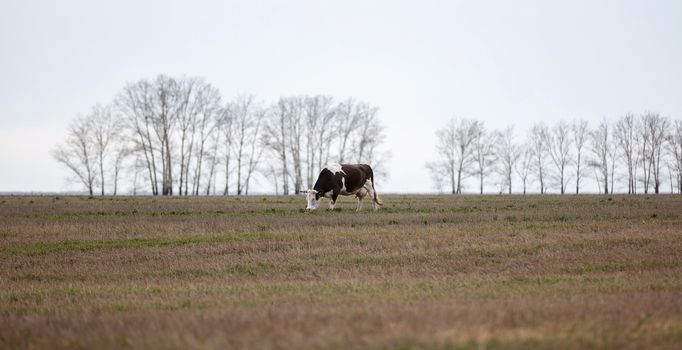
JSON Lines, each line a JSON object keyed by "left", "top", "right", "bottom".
{"left": 299, "top": 190, "right": 307, "bottom": 194}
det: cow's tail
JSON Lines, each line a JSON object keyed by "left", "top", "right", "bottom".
{"left": 372, "top": 176, "right": 384, "bottom": 206}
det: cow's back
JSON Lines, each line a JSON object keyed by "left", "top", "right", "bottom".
{"left": 341, "top": 164, "right": 372, "bottom": 192}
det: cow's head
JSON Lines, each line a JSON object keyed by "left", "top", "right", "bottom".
{"left": 302, "top": 189, "right": 322, "bottom": 210}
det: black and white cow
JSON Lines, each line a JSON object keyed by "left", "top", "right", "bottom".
{"left": 303, "top": 163, "right": 383, "bottom": 211}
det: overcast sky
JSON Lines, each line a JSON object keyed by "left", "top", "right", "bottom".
{"left": 1, "top": 0, "right": 681, "bottom": 193}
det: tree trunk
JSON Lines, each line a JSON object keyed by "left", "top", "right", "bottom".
{"left": 99, "top": 154, "right": 105, "bottom": 195}
{"left": 450, "top": 164, "right": 455, "bottom": 195}
{"left": 479, "top": 171, "right": 484, "bottom": 195}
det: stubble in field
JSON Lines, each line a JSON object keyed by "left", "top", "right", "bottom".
{"left": 1, "top": 194, "right": 681, "bottom": 349}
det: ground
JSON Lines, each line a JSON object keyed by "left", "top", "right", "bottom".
{"left": 1, "top": 194, "right": 681, "bottom": 349}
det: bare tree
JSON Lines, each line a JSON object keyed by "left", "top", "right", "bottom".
{"left": 636, "top": 115, "right": 652, "bottom": 193}
{"left": 243, "top": 108, "right": 265, "bottom": 195}
{"left": 608, "top": 138, "right": 618, "bottom": 194}
{"left": 496, "top": 126, "right": 520, "bottom": 194}
{"left": 175, "top": 78, "right": 200, "bottom": 196}
{"left": 227, "top": 95, "right": 265, "bottom": 195}
{"left": 529, "top": 123, "right": 548, "bottom": 194}
{"left": 190, "top": 84, "right": 222, "bottom": 195}
{"left": 641, "top": 113, "right": 670, "bottom": 194}
{"left": 116, "top": 79, "right": 159, "bottom": 195}
{"left": 545, "top": 120, "right": 572, "bottom": 194}
{"left": 614, "top": 114, "right": 637, "bottom": 194}
{"left": 667, "top": 162, "right": 675, "bottom": 193}
{"left": 263, "top": 99, "right": 291, "bottom": 194}
{"left": 668, "top": 120, "right": 682, "bottom": 194}
{"left": 571, "top": 119, "right": 589, "bottom": 194}
{"left": 151, "top": 75, "right": 180, "bottom": 196}
{"left": 57, "top": 78, "right": 399, "bottom": 196}
{"left": 284, "top": 97, "right": 305, "bottom": 193}
{"left": 317, "top": 105, "right": 337, "bottom": 171}
{"left": 472, "top": 123, "right": 496, "bottom": 194}
{"left": 360, "top": 129, "right": 391, "bottom": 180}
{"left": 112, "top": 143, "right": 131, "bottom": 196}
{"left": 130, "top": 155, "right": 145, "bottom": 195}
{"left": 426, "top": 118, "right": 479, "bottom": 194}
{"left": 229, "top": 95, "right": 258, "bottom": 195}
{"left": 219, "top": 106, "right": 235, "bottom": 195}
{"left": 515, "top": 143, "right": 533, "bottom": 195}
{"left": 116, "top": 75, "right": 185, "bottom": 195}
{"left": 349, "top": 103, "right": 390, "bottom": 178}
{"left": 87, "top": 104, "right": 120, "bottom": 195}
{"left": 349, "top": 103, "right": 381, "bottom": 163}
{"left": 589, "top": 118, "right": 611, "bottom": 194}
{"left": 303, "top": 95, "right": 336, "bottom": 188}
{"left": 336, "top": 99, "right": 363, "bottom": 163}
{"left": 51, "top": 116, "right": 97, "bottom": 195}
{"left": 203, "top": 131, "right": 221, "bottom": 196}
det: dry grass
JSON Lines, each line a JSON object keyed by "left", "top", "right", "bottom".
{"left": 1, "top": 194, "right": 681, "bottom": 349}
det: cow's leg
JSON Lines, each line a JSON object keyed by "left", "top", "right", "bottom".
{"left": 329, "top": 192, "right": 339, "bottom": 210}
{"left": 355, "top": 188, "right": 367, "bottom": 211}
{"left": 364, "top": 181, "right": 378, "bottom": 211}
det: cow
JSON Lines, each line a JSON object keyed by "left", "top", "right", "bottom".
{"left": 302, "top": 163, "right": 383, "bottom": 211}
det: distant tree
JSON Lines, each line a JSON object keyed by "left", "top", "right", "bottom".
{"left": 496, "top": 126, "right": 520, "bottom": 194}
{"left": 175, "top": 78, "right": 200, "bottom": 196}
{"left": 349, "top": 103, "right": 380, "bottom": 162}
{"left": 189, "top": 84, "right": 222, "bottom": 196}
{"left": 88, "top": 104, "right": 120, "bottom": 195}
{"left": 151, "top": 75, "right": 179, "bottom": 196}
{"left": 571, "top": 119, "right": 589, "bottom": 194}
{"left": 169, "top": 78, "right": 223, "bottom": 196}
{"left": 589, "top": 118, "right": 612, "bottom": 194}
{"left": 636, "top": 115, "right": 652, "bottom": 193}
{"left": 229, "top": 95, "right": 263, "bottom": 195}
{"left": 56, "top": 77, "right": 395, "bottom": 196}
{"left": 111, "top": 142, "right": 131, "bottom": 196}
{"left": 667, "top": 120, "right": 682, "bottom": 193}
{"left": 426, "top": 118, "right": 479, "bottom": 194}
{"left": 641, "top": 113, "right": 670, "bottom": 193}
{"left": 472, "top": 123, "right": 496, "bottom": 194}
{"left": 303, "top": 95, "right": 335, "bottom": 188}
{"left": 116, "top": 75, "right": 197, "bottom": 195}
{"left": 529, "top": 123, "right": 548, "bottom": 194}
{"left": 116, "top": 78, "right": 159, "bottom": 195}
{"left": 243, "top": 108, "right": 266, "bottom": 195}
{"left": 545, "top": 120, "right": 572, "bottom": 194}
{"left": 667, "top": 162, "right": 675, "bottom": 193}
{"left": 203, "top": 131, "right": 221, "bottom": 196}
{"left": 349, "top": 102, "right": 390, "bottom": 178}
{"left": 515, "top": 143, "right": 533, "bottom": 195}
{"left": 130, "top": 155, "right": 145, "bottom": 195}
{"left": 614, "top": 114, "right": 637, "bottom": 194}
{"left": 312, "top": 97, "right": 337, "bottom": 177}
{"left": 219, "top": 105, "right": 235, "bottom": 195}
{"left": 336, "top": 99, "right": 363, "bottom": 163}
{"left": 283, "top": 97, "right": 304, "bottom": 194}
{"left": 263, "top": 99, "right": 291, "bottom": 195}
{"left": 51, "top": 116, "right": 97, "bottom": 195}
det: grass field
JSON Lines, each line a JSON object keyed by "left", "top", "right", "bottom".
{"left": 1, "top": 194, "right": 681, "bottom": 349}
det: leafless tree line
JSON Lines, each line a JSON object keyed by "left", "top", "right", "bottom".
{"left": 427, "top": 114, "right": 682, "bottom": 195}
{"left": 52, "top": 75, "right": 389, "bottom": 196}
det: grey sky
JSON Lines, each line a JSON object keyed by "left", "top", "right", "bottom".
{"left": 1, "top": 0, "right": 681, "bottom": 193}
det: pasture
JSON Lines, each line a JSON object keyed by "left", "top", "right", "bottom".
{"left": 1, "top": 194, "right": 681, "bottom": 349}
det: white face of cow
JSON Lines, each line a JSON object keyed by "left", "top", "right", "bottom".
{"left": 305, "top": 189, "right": 321, "bottom": 210}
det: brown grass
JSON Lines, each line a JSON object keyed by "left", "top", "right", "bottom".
{"left": 1, "top": 194, "right": 681, "bottom": 349}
